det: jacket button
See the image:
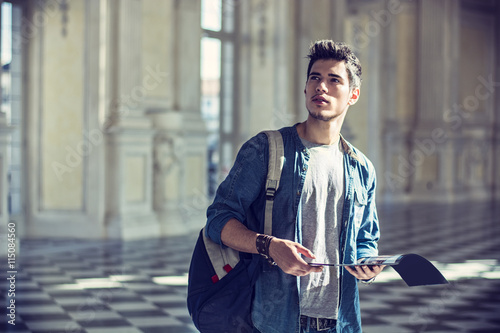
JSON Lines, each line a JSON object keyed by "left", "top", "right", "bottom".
{"left": 302, "top": 166, "right": 307, "bottom": 171}
{"left": 297, "top": 190, "right": 301, "bottom": 196}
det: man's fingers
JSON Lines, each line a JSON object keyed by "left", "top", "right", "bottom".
{"left": 294, "top": 245, "right": 323, "bottom": 274}
{"left": 295, "top": 244, "right": 316, "bottom": 259}
{"left": 307, "top": 265, "right": 323, "bottom": 274}
{"left": 344, "top": 265, "right": 357, "bottom": 275}
{"left": 292, "top": 265, "right": 323, "bottom": 276}
{"left": 292, "top": 247, "right": 323, "bottom": 275}
{"left": 269, "top": 239, "right": 323, "bottom": 276}
{"left": 345, "top": 264, "right": 385, "bottom": 280}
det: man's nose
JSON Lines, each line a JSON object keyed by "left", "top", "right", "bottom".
{"left": 316, "top": 81, "right": 327, "bottom": 93}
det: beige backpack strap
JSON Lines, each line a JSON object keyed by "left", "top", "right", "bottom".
{"left": 202, "top": 227, "right": 240, "bottom": 280}
{"left": 262, "top": 131, "right": 284, "bottom": 236}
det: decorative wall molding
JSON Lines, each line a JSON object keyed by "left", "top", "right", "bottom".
{"left": 25, "top": 0, "right": 104, "bottom": 238}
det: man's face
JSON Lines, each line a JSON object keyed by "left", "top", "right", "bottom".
{"left": 304, "top": 59, "right": 360, "bottom": 122}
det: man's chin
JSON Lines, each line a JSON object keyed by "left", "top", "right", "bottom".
{"left": 308, "top": 110, "right": 336, "bottom": 122}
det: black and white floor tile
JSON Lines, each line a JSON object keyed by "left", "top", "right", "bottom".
{"left": 1, "top": 201, "right": 499, "bottom": 333}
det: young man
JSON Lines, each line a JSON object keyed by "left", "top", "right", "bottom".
{"left": 205, "top": 40, "right": 383, "bottom": 333}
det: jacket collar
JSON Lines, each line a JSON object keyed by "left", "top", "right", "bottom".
{"left": 339, "top": 134, "right": 365, "bottom": 167}
{"left": 291, "top": 124, "right": 365, "bottom": 167}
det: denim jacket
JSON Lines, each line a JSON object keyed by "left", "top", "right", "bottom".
{"left": 205, "top": 125, "right": 380, "bottom": 333}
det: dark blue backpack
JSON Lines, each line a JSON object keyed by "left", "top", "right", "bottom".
{"left": 187, "top": 131, "right": 284, "bottom": 333}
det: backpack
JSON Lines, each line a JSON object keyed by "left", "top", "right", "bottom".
{"left": 187, "top": 130, "right": 284, "bottom": 333}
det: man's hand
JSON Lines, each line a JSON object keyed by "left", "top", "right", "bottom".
{"left": 268, "top": 238, "right": 323, "bottom": 276}
{"left": 220, "top": 219, "right": 322, "bottom": 276}
{"left": 344, "top": 264, "right": 385, "bottom": 281}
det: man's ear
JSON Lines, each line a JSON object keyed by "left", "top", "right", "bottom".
{"left": 348, "top": 88, "right": 360, "bottom": 105}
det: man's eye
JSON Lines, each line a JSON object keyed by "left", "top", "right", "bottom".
{"left": 310, "top": 76, "right": 320, "bottom": 81}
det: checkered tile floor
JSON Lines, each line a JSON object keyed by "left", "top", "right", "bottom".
{"left": 1, "top": 201, "right": 499, "bottom": 333}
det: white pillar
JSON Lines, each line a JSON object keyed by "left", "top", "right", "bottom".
{"left": 411, "top": 0, "right": 460, "bottom": 201}
{"left": 494, "top": 4, "right": 500, "bottom": 201}
{"left": 146, "top": 0, "right": 208, "bottom": 236}
{"left": 104, "top": 0, "right": 160, "bottom": 239}
{"left": 172, "top": 0, "right": 208, "bottom": 232}
{"left": 0, "top": 113, "right": 14, "bottom": 257}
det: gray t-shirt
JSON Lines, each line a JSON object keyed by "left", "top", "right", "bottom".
{"left": 299, "top": 137, "right": 345, "bottom": 319}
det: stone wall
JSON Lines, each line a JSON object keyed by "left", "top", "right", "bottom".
{"left": 6, "top": 0, "right": 500, "bottom": 239}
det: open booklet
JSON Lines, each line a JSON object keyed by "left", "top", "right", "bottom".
{"left": 309, "top": 253, "right": 449, "bottom": 286}
{"left": 309, "top": 254, "right": 405, "bottom": 267}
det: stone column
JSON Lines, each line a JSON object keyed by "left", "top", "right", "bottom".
{"left": 105, "top": 0, "right": 160, "bottom": 239}
{"left": 172, "top": 0, "right": 208, "bottom": 232}
{"left": 0, "top": 4, "right": 14, "bottom": 247}
{"left": 345, "top": 0, "right": 392, "bottom": 198}
{"left": 494, "top": 113, "right": 500, "bottom": 202}
{"left": 271, "top": 0, "right": 298, "bottom": 130}
{"left": 410, "top": 0, "right": 460, "bottom": 201}
{"left": 377, "top": 0, "right": 419, "bottom": 201}
{"left": 494, "top": 4, "right": 500, "bottom": 202}
{"left": 0, "top": 113, "right": 14, "bottom": 257}
{"left": 145, "top": 0, "right": 207, "bottom": 235}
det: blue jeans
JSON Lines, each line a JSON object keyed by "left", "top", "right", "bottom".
{"left": 253, "top": 327, "right": 336, "bottom": 333}
{"left": 300, "top": 327, "right": 336, "bottom": 333}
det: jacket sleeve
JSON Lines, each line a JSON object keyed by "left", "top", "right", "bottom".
{"left": 205, "top": 133, "right": 268, "bottom": 245}
{"left": 356, "top": 165, "right": 380, "bottom": 260}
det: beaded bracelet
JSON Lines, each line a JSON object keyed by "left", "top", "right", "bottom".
{"left": 256, "top": 234, "right": 277, "bottom": 266}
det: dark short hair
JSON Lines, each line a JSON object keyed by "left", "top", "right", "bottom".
{"left": 306, "top": 40, "right": 362, "bottom": 90}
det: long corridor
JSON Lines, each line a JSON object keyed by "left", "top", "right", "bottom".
{"left": 1, "top": 201, "right": 499, "bottom": 333}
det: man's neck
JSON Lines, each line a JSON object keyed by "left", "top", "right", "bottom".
{"left": 297, "top": 115, "right": 345, "bottom": 146}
